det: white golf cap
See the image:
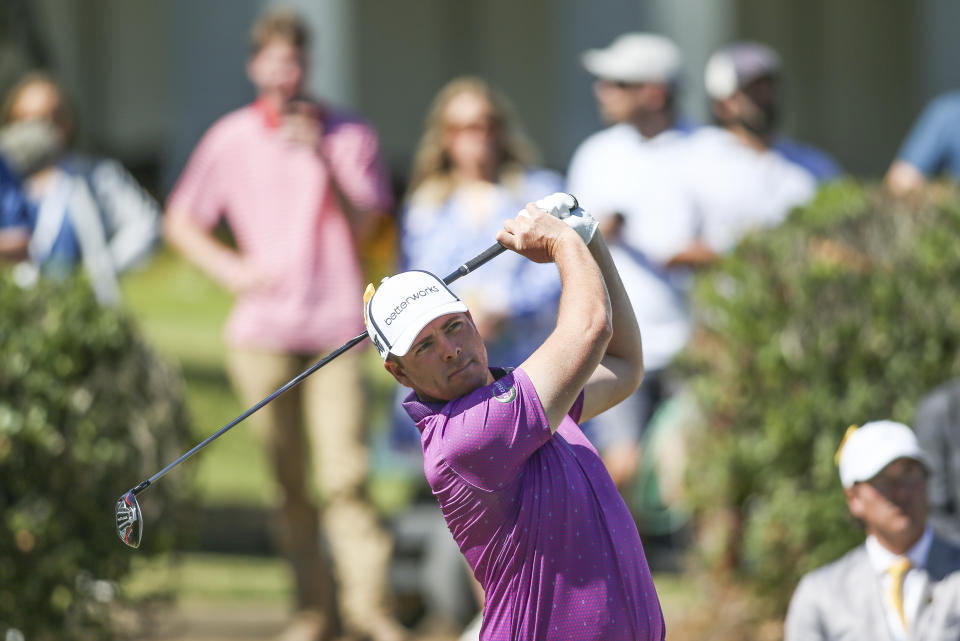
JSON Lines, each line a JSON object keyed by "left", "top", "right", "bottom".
{"left": 363, "top": 270, "right": 468, "bottom": 361}
{"left": 704, "top": 41, "right": 781, "bottom": 100}
{"left": 835, "top": 420, "right": 931, "bottom": 489}
{"left": 581, "top": 33, "right": 681, "bottom": 84}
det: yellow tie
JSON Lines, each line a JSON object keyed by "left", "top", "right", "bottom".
{"left": 886, "top": 556, "right": 912, "bottom": 630}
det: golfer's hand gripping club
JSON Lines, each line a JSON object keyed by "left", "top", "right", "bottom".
{"left": 533, "top": 192, "right": 598, "bottom": 243}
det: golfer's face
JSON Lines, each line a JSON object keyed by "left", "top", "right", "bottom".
{"left": 392, "top": 313, "right": 491, "bottom": 402}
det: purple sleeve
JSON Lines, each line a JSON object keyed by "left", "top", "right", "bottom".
{"left": 568, "top": 389, "right": 585, "bottom": 424}
{"left": 438, "top": 369, "right": 586, "bottom": 491}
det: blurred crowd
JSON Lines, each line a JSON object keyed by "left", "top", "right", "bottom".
{"left": 3, "top": 7, "right": 960, "bottom": 641}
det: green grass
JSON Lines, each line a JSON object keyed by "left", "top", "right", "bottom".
{"left": 124, "top": 552, "right": 290, "bottom": 605}
{"left": 122, "top": 250, "right": 233, "bottom": 368}
{"left": 124, "top": 553, "right": 694, "bottom": 616}
{"left": 121, "top": 250, "right": 273, "bottom": 506}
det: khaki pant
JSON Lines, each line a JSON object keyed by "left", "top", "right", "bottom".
{"left": 226, "top": 347, "right": 394, "bottom": 635}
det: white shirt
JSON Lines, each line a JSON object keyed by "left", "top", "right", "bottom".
{"left": 682, "top": 126, "right": 817, "bottom": 254}
{"left": 567, "top": 124, "right": 695, "bottom": 370}
{"left": 865, "top": 526, "right": 935, "bottom": 641}
{"left": 567, "top": 123, "right": 700, "bottom": 264}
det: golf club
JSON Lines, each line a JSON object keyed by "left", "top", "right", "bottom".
{"left": 115, "top": 240, "right": 510, "bottom": 548}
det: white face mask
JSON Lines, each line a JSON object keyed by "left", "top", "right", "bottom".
{"left": 0, "top": 119, "right": 64, "bottom": 176}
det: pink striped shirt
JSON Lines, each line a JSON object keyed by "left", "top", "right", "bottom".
{"left": 168, "top": 102, "right": 393, "bottom": 352}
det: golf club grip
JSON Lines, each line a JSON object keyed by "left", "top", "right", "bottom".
{"left": 444, "top": 242, "right": 507, "bottom": 284}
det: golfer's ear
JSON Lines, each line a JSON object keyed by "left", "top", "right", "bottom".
{"left": 384, "top": 359, "right": 412, "bottom": 387}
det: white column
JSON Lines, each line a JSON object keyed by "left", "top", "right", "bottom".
{"left": 647, "top": 0, "right": 737, "bottom": 124}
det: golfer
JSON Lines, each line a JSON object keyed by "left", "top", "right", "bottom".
{"left": 364, "top": 194, "right": 664, "bottom": 641}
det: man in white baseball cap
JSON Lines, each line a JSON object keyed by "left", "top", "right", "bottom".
{"left": 578, "top": 32, "right": 688, "bottom": 142}
{"left": 568, "top": 33, "right": 703, "bottom": 491}
{"left": 702, "top": 40, "right": 841, "bottom": 182}
{"left": 676, "top": 40, "right": 833, "bottom": 262}
{"left": 785, "top": 420, "right": 960, "bottom": 641}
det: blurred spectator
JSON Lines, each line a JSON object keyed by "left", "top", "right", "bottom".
{"left": 702, "top": 42, "right": 841, "bottom": 182}
{"left": 886, "top": 90, "right": 960, "bottom": 195}
{"left": 403, "top": 76, "right": 562, "bottom": 367}
{"left": 0, "top": 153, "right": 32, "bottom": 260}
{"left": 914, "top": 378, "right": 960, "bottom": 546}
{"left": 567, "top": 33, "right": 694, "bottom": 489}
{"left": 785, "top": 421, "right": 960, "bottom": 641}
{"left": 684, "top": 41, "right": 823, "bottom": 256}
{"left": 0, "top": 72, "right": 160, "bottom": 305}
{"left": 163, "top": 9, "right": 405, "bottom": 641}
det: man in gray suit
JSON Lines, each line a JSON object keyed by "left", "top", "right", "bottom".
{"left": 784, "top": 420, "right": 960, "bottom": 641}
{"left": 915, "top": 378, "right": 960, "bottom": 546}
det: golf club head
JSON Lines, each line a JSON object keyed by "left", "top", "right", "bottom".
{"left": 115, "top": 491, "right": 143, "bottom": 549}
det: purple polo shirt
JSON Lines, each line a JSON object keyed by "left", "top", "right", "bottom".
{"left": 403, "top": 367, "right": 664, "bottom": 641}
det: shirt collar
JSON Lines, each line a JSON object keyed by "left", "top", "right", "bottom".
{"left": 865, "top": 526, "right": 934, "bottom": 575}
{"left": 401, "top": 367, "right": 510, "bottom": 428}
{"left": 252, "top": 98, "right": 283, "bottom": 129}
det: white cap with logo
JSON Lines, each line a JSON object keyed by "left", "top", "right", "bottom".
{"left": 363, "top": 270, "right": 468, "bottom": 361}
{"left": 835, "top": 420, "right": 931, "bottom": 489}
{"left": 581, "top": 33, "right": 681, "bottom": 84}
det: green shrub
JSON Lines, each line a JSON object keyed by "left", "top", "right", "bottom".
{"left": 0, "top": 274, "right": 193, "bottom": 640}
{"left": 680, "top": 181, "right": 960, "bottom": 614}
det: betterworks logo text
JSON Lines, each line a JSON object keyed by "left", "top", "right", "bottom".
{"left": 384, "top": 286, "right": 441, "bottom": 325}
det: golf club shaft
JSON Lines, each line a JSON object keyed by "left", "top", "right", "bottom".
{"left": 129, "top": 241, "right": 507, "bottom": 496}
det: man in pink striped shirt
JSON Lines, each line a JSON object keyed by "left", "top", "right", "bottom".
{"left": 165, "top": 9, "right": 404, "bottom": 641}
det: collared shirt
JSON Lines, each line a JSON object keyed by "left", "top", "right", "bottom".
{"left": 167, "top": 102, "right": 393, "bottom": 353}
{"left": 403, "top": 367, "right": 664, "bottom": 641}
{"left": 865, "top": 526, "right": 935, "bottom": 640}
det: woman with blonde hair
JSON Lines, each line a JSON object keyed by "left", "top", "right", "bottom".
{"left": 401, "top": 76, "right": 563, "bottom": 366}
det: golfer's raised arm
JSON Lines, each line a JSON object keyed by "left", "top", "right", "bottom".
{"left": 497, "top": 205, "right": 612, "bottom": 431}
{"left": 578, "top": 231, "right": 644, "bottom": 422}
